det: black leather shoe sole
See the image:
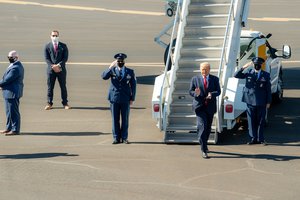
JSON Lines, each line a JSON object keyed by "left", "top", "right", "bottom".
{"left": 112, "top": 140, "right": 119, "bottom": 144}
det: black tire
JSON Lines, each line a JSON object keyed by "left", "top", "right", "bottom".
{"left": 166, "top": 8, "right": 173, "bottom": 17}
{"left": 164, "top": 38, "right": 176, "bottom": 71}
{"left": 272, "top": 68, "right": 283, "bottom": 104}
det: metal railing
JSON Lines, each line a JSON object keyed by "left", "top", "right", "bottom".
{"left": 216, "top": 0, "right": 236, "bottom": 133}
{"left": 158, "top": 0, "right": 185, "bottom": 130}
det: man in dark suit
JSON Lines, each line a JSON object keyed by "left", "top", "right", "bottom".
{"left": 234, "top": 57, "right": 272, "bottom": 145}
{"left": 0, "top": 50, "right": 24, "bottom": 136}
{"left": 44, "top": 30, "right": 70, "bottom": 110}
{"left": 102, "top": 53, "right": 137, "bottom": 144}
{"left": 189, "top": 62, "right": 221, "bottom": 158}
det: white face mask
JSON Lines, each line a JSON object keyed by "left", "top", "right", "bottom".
{"left": 51, "top": 36, "right": 59, "bottom": 43}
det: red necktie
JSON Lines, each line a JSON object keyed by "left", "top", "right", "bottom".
{"left": 203, "top": 76, "right": 208, "bottom": 105}
{"left": 203, "top": 75, "right": 207, "bottom": 90}
{"left": 54, "top": 43, "right": 58, "bottom": 54}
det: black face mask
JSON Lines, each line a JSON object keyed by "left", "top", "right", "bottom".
{"left": 254, "top": 64, "right": 261, "bottom": 70}
{"left": 118, "top": 62, "right": 124, "bottom": 68}
{"left": 8, "top": 57, "right": 16, "bottom": 63}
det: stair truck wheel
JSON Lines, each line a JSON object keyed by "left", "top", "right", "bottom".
{"left": 272, "top": 68, "right": 283, "bottom": 104}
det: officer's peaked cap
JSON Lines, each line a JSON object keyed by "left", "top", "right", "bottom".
{"left": 251, "top": 57, "right": 265, "bottom": 65}
{"left": 114, "top": 53, "right": 127, "bottom": 60}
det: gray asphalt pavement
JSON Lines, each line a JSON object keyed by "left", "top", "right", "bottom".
{"left": 0, "top": 0, "right": 299, "bottom": 199}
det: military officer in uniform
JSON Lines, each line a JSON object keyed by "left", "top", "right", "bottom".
{"left": 102, "top": 53, "right": 137, "bottom": 144}
{"left": 234, "top": 57, "right": 272, "bottom": 145}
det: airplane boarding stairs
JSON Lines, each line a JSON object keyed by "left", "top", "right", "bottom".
{"left": 162, "top": 0, "right": 240, "bottom": 144}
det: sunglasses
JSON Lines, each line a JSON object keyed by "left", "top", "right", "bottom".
{"left": 51, "top": 35, "right": 58, "bottom": 37}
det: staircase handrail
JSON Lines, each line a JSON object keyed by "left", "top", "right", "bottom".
{"left": 216, "top": 0, "right": 236, "bottom": 133}
{"left": 158, "top": 0, "right": 182, "bottom": 130}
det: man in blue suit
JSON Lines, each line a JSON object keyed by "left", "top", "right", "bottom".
{"left": 189, "top": 62, "right": 221, "bottom": 158}
{"left": 0, "top": 50, "right": 24, "bottom": 136}
{"left": 44, "top": 30, "right": 70, "bottom": 110}
{"left": 102, "top": 53, "right": 137, "bottom": 144}
{"left": 234, "top": 57, "right": 272, "bottom": 145}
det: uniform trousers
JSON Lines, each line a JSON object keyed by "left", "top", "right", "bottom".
{"left": 110, "top": 102, "right": 130, "bottom": 141}
{"left": 246, "top": 104, "right": 266, "bottom": 142}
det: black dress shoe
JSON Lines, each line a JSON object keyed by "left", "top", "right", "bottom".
{"left": 247, "top": 140, "right": 258, "bottom": 145}
{"left": 258, "top": 140, "right": 267, "bottom": 145}
{"left": 112, "top": 140, "right": 119, "bottom": 144}
{"left": 202, "top": 152, "right": 209, "bottom": 159}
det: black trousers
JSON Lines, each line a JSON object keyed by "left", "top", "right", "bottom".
{"left": 196, "top": 109, "right": 214, "bottom": 153}
{"left": 47, "top": 71, "right": 68, "bottom": 105}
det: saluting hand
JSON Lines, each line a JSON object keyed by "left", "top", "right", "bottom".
{"left": 109, "top": 60, "right": 117, "bottom": 69}
{"left": 242, "top": 61, "right": 252, "bottom": 70}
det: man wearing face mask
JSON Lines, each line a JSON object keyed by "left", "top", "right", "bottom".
{"left": 44, "top": 30, "right": 70, "bottom": 110}
{"left": 102, "top": 53, "right": 137, "bottom": 144}
{"left": 234, "top": 57, "right": 272, "bottom": 145}
{"left": 0, "top": 50, "right": 24, "bottom": 136}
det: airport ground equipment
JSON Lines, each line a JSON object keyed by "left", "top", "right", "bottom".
{"left": 152, "top": 0, "right": 291, "bottom": 144}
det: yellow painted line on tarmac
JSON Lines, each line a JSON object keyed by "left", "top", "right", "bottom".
{"left": 0, "top": 61, "right": 297, "bottom": 66}
{"left": 0, "top": 61, "right": 164, "bottom": 67}
{"left": 249, "top": 17, "right": 300, "bottom": 22}
{"left": 0, "top": 0, "right": 164, "bottom": 16}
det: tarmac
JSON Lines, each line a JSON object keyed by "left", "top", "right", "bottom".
{"left": 0, "top": 1, "right": 299, "bottom": 199}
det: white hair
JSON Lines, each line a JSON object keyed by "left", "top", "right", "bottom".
{"left": 8, "top": 50, "right": 19, "bottom": 58}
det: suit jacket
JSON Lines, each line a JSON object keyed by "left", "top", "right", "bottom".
{"left": 189, "top": 74, "right": 221, "bottom": 114}
{"left": 0, "top": 61, "right": 24, "bottom": 99}
{"left": 102, "top": 66, "right": 137, "bottom": 104}
{"left": 44, "top": 41, "right": 68, "bottom": 74}
{"left": 234, "top": 68, "right": 272, "bottom": 106}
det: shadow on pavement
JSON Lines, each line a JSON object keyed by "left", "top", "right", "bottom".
{"left": 0, "top": 152, "right": 78, "bottom": 159}
{"left": 218, "top": 97, "right": 300, "bottom": 146}
{"left": 136, "top": 75, "right": 157, "bottom": 85}
{"left": 21, "top": 132, "right": 109, "bottom": 136}
{"left": 70, "top": 106, "right": 146, "bottom": 110}
{"left": 129, "top": 141, "right": 165, "bottom": 144}
{"left": 209, "top": 151, "right": 300, "bottom": 161}
{"left": 67, "top": 106, "right": 110, "bottom": 110}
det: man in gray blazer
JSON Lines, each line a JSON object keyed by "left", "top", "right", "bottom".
{"left": 0, "top": 50, "right": 24, "bottom": 136}
{"left": 189, "top": 62, "right": 221, "bottom": 158}
{"left": 44, "top": 30, "right": 70, "bottom": 110}
{"left": 234, "top": 57, "right": 271, "bottom": 145}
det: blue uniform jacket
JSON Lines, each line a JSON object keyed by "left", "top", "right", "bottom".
{"left": 189, "top": 74, "right": 221, "bottom": 114}
{"left": 234, "top": 68, "right": 272, "bottom": 106}
{"left": 0, "top": 61, "right": 24, "bottom": 99}
{"left": 102, "top": 66, "right": 136, "bottom": 103}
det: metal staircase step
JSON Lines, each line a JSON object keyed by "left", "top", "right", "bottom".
{"left": 181, "top": 47, "right": 223, "bottom": 57}
{"left": 189, "top": 3, "right": 230, "bottom": 15}
{"left": 185, "top": 25, "right": 227, "bottom": 36}
{"left": 187, "top": 14, "right": 228, "bottom": 26}
{"left": 182, "top": 37, "right": 224, "bottom": 47}
{"left": 164, "top": 131, "right": 198, "bottom": 143}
